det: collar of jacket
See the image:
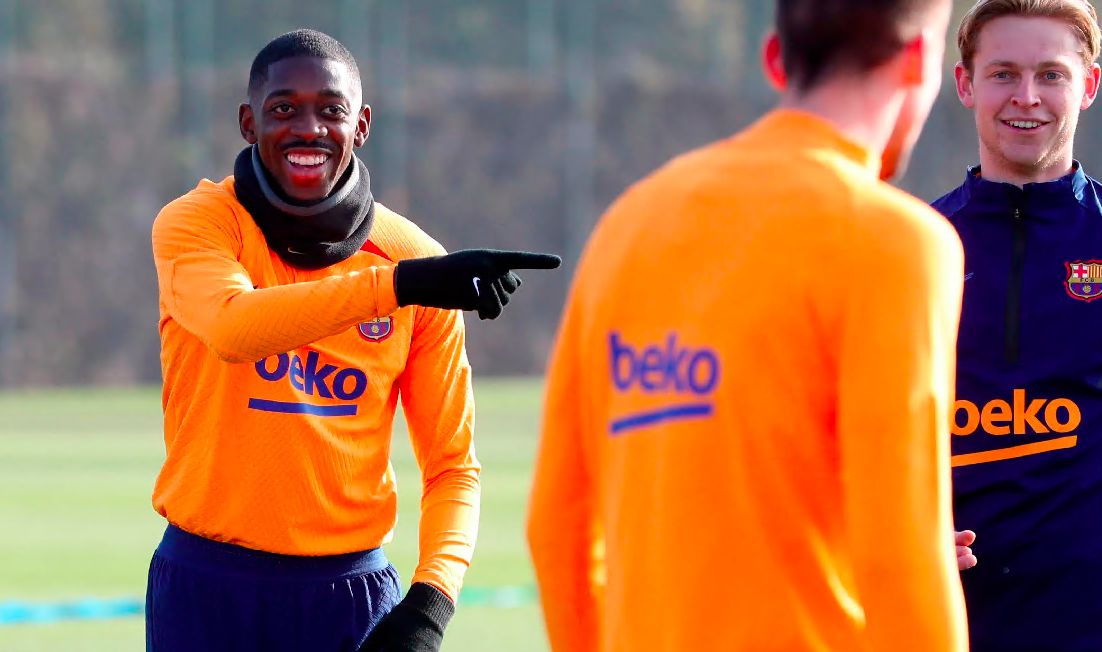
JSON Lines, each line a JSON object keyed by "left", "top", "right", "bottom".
{"left": 957, "top": 161, "right": 1089, "bottom": 216}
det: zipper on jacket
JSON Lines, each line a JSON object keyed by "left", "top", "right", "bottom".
{"left": 1005, "top": 205, "right": 1026, "bottom": 364}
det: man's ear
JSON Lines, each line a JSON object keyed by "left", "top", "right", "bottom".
{"left": 1082, "top": 63, "right": 1101, "bottom": 110}
{"left": 354, "top": 104, "right": 372, "bottom": 147}
{"left": 761, "top": 31, "right": 786, "bottom": 92}
{"left": 898, "top": 33, "right": 927, "bottom": 87}
{"left": 239, "top": 102, "right": 257, "bottom": 144}
{"left": 955, "top": 61, "right": 976, "bottom": 109}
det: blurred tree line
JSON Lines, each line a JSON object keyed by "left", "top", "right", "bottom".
{"left": 1, "top": 0, "right": 1101, "bottom": 387}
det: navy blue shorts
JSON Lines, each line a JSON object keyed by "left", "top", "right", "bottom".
{"left": 146, "top": 524, "right": 402, "bottom": 652}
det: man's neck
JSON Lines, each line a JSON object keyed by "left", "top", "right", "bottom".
{"left": 252, "top": 146, "right": 356, "bottom": 216}
{"left": 977, "top": 149, "right": 1075, "bottom": 187}
{"left": 778, "top": 75, "right": 903, "bottom": 166}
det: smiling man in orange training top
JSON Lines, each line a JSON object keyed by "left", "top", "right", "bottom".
{"left": 527, "top": 0, "right": 969, "bottom": 650}
{"left": 931, "top": 1, "right": 1102, "bottom": 650}
{"left": 146, "top": 29, "right": 558, "bottom": 652}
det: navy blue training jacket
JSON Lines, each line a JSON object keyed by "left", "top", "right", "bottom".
{"left": 932, "top": 164, "right": 1102, "bottom": 652}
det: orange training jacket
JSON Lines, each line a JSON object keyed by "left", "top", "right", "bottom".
{"left": 151, "top": 176, "right": 479, "bottom": 601}
{"left": 528, "top": 110, "right": 968, "bottom": 651}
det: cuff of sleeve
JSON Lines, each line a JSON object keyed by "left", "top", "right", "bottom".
{"left": 412, "top": 572, "right": 460, "bottom": 604}
{"left": 406, "top": 582, "right": 456, "bottom": 628}
{"left": 373, "top": 265, "right": 399, "bottom": 316}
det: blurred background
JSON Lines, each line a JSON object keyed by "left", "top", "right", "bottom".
{"left": 12, "top": 0, "right": 1101, "bottom": 386}
{"left": 2, "top": 0, "right": 1101, "bottom": 650}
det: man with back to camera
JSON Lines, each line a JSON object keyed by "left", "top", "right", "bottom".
{"left": 527, "top": 0, "right": 969, "bottom": 650}
{"left": 147, "top": 29, "right": 559, "bottom": 652}
{"left": 933, "top": 1, "right": 1102, "bottom": 649}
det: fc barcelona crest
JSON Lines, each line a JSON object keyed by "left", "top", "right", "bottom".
{"left": 1065, "top": 260, "right": 1102, "bottom": 302}
{"left": 358, "top": 317, "right": 394, "bottom": 342}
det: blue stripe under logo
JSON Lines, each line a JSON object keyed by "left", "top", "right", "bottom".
{"left": 610, "top": 403, "right": 714, "bottom": 435}
{"left": 248, "top": 398, "right": 358, "bottom": 417}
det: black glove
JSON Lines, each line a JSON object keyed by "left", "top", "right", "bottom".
{"left": 359, "top": 583, "right": 455, "bottom": 652}
{"left": 394, "top": 249, "right": 562, "bottom": 320}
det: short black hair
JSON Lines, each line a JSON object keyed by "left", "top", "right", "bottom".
{"left": 248, "top": 29, "right": 361, "bottom": 99}
{"left": 777, "top": 0, "right": 942, "bottom": 92}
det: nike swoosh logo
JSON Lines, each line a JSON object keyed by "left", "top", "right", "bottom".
{"left": 472, "top": 277, "right": 481, "bottom": 296}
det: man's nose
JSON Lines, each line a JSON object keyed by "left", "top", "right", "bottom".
{"left": 1011, "top": 78, "right": 1042, "bottom": 108}
{"left": 291, "top": 113, "right": 328, "bottom": 140}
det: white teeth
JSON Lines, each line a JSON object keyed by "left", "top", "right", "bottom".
{"left": 1007, "top": 120, "right": 1042, "bottom": 129}
{"left": 286, "top": 153, "right": 329, "bottom": 166}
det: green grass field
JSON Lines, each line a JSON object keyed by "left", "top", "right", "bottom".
{"left": 0, "top": 379, "right": 550, "bottom": 651}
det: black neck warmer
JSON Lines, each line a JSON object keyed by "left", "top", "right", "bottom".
{"left": 232, "top": 145, "right": 375, "bottom": 270}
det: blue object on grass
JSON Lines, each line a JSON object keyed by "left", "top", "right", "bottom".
{"left": 0, "top": 597, "right": 144, "bottom": 625}
{"left": 0, "top": 586, "right": 536, "bottom": 626}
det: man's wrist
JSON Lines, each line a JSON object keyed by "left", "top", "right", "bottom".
{"left": 394, "top": 256, "right": 446, "bottom": 308}
{"left": 404, "top": 582, "right": 455, "bottom": 630}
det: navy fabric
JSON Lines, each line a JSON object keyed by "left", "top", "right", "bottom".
{"left": 146, "top": 524, "right": 402, "bottom": 652}
{"left": 932, "top": 164, "right": 1102, "bottom": 652}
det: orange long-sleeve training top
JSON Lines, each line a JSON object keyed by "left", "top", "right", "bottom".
{"left": 527, "top": 110, "right": 968, "bottom": 651}
{"left": 151, "top": 176, "right": 479, "bottom": 601}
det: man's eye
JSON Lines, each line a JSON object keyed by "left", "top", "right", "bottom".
{"left": 271, "top": 104, "right": 293, "bottom": 115}
{"left": 324, "top": 105, "right": 349, "bottom": 117}
{"left": 1043, "top": 71, "right": 1065, "bottom": 81}
{"left": 992, "top": 71, "right": 1013, "bottom": 80}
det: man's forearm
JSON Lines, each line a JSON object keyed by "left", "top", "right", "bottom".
{"left": 162, "top": 257, "right": 398, "bottom": 362}
{"left": 411, "top": 467, "right": 481, "bottom": 601}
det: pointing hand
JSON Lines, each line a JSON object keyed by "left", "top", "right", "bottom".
{"left": 395, "top": 249, "right": 562, "bottom": 320}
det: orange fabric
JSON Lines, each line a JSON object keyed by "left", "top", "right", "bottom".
{"left": 151, "top": 177, "right": 479, "bottom": 601}
{"left": 528, "top": 110, "right": 968, "bottom": 651}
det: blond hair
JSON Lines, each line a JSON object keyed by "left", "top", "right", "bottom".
{"left": 958, "top": 0, "right": 1102, "bottom": 70}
